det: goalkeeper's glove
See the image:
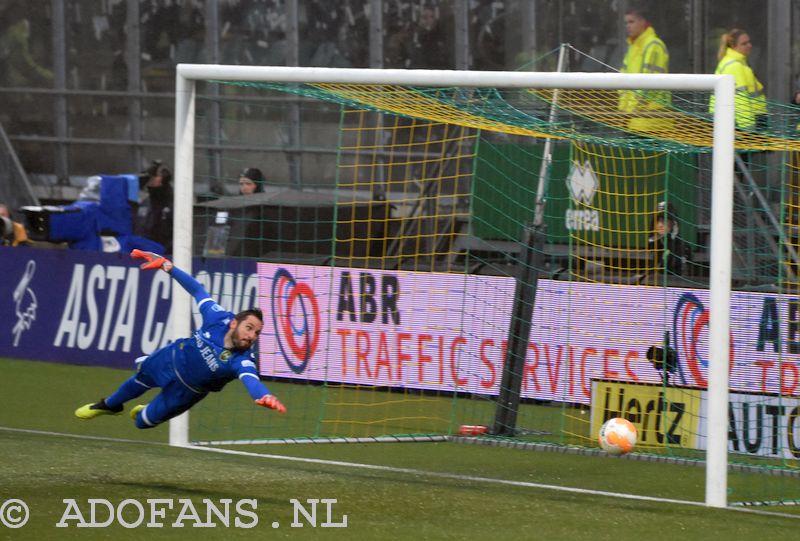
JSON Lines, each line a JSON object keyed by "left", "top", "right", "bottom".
{"left": 255, "top": 394, "right": 286, "bottom": 413}
{"left": 131, "top": 249, "right": 173, "bottom": 272}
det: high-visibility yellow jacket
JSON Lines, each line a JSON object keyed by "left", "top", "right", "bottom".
{"left": 618, "top": 26, "right": 672, "bottom": 134}
{"left": 710, "top": 48, "right": 767, "bottom": 129}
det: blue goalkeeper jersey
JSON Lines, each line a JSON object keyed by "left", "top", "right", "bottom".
{"left": 168, "top": 267, "right": 269, "bottom": 399}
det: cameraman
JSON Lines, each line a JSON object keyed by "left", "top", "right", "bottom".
{"left": 135, "top": 160, "right": 174, "bottom": 254}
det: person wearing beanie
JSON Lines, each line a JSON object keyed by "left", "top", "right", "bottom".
{"left": 239, "top": 167, "right": 265, "bottom": 195}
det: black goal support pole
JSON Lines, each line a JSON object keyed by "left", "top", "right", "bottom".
{"left": 492, "top": 222, "right": 544, "bottom": 436}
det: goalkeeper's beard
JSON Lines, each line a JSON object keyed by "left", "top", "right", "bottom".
{"left": 230, "top": 324, "right": 254, "bottom": 351}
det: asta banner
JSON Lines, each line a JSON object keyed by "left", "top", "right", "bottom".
{"left": 0, "top": 247, "right": 257, "bottom": 368}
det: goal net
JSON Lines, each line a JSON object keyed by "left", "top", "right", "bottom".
{"left": 170, "top": 64, "right": 800, "bottom": 508}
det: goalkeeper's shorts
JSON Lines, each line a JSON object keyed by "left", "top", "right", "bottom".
{"left": 132, "top": 348, "right": 207, "bottom": 428}
{"left": 133, "top": 379, "right": 206, "bottom": 428}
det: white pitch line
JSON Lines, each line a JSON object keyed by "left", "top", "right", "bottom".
{"left": 192, "top": 443, "right": 704, "bottom": 502}
{"left": 0, "top": 425, "right": 167, "bottom": 446}
{"left": 2, "top": 425, "right": 799, "bottom": 521}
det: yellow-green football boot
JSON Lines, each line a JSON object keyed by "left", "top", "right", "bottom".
{"left": 130, "top": 404, "right": 146, "bottom": 421}
{"left": 75, "top": 399, "right": 123, "bottom": 420}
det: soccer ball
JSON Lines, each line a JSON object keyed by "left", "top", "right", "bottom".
{"left": 598, "top": 417, "right": 637, "bottom": 456}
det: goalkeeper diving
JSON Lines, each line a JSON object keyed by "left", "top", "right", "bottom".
{"left": 75, "top": 249, "right": 286, "bottom": 428}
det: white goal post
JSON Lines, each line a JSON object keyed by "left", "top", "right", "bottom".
{"left": 170, "top": 64, "right": 736, "bottom": 508}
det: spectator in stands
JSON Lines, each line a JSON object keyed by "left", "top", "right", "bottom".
{"left": 136, "top": 160, "right": 174, "bottom": 254}
{"left": 384, "top": 20, "right": 412, "bottom": 68}
{"left": 385, "top": 5, "right": 450, "bottom": 69}
{"left": 0, "top": 6, "right": 54, "bottom": 87}
{"left": 0, "top": 202, "right": 31, "bottom": 246}
{"left": 410, "top": 5, "right": 450, "bottom": 69}
{"left": 238, "top": 167, "right": 265, "bottom": 195}
{"left": 618, "top": 6, "right": 672, "bottom": 134}
{"left": 710, "top": 29, "right": 766, "bottom": 130}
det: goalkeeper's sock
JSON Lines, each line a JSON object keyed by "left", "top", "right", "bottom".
{"left": 105, "top": 375, "right": 152, "bottom": 409}
{"left": 131, "top": 405, "right": 157, "bottom": 429}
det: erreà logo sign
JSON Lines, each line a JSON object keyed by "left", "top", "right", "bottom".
{"left": 565, "top": 159, "right": 600, "bottom": 231}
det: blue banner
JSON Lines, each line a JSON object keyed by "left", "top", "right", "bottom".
{"left": 0, "top": 247, "right": 257, "bottom": 369}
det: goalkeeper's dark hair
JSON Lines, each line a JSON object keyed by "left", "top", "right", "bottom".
{"left": 235, "top": 308, "right": 263, "bottom": 323}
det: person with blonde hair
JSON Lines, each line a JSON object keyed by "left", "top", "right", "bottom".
{"left": 710, "top": 29, "right": 767, "bottom": 130}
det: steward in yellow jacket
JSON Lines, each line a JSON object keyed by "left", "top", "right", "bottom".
{"left": 619, "top": 22, "right": 672, "bottom": 135}
{"left": 710, "top": 47, "right": 767, "bottom": 130}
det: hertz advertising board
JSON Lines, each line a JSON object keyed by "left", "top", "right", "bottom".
{"left": 591, "top": 380, "right": 702, "bottom": 450}
{"left": 591, "top": 380, "right": 800, "bottom": 459}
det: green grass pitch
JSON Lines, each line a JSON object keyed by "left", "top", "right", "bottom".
{"left": 1, "top": 357, "right": 799, "bottom": 540}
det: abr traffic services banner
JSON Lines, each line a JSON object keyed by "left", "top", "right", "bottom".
{"left": 256, "top": 262, "right": 515, "bottom": 394}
